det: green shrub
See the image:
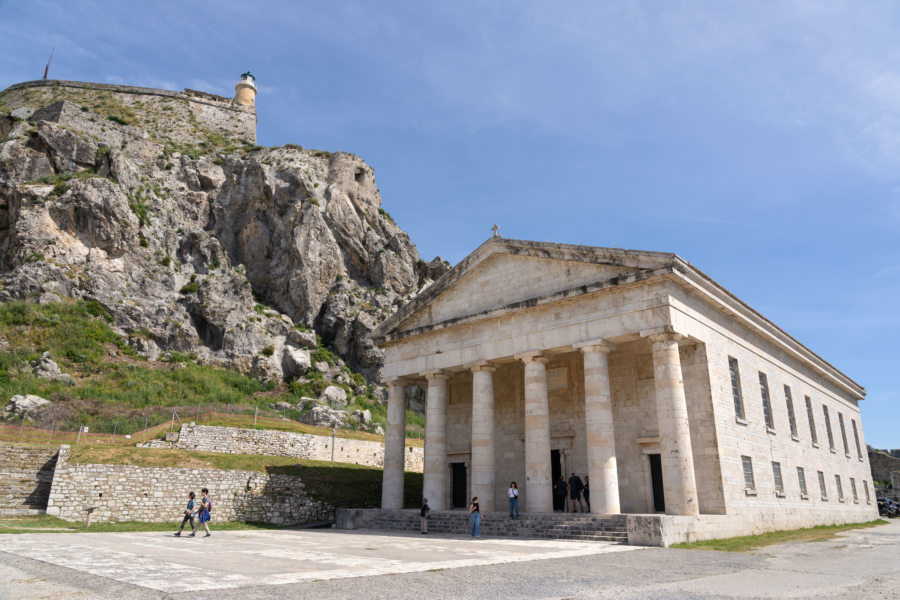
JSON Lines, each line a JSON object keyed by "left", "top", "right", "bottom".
{"left": 261, "top": 345, "right": 274, "bottom": 357}
{"left": 107, "top": 115, "right": 129, "bottom": 125}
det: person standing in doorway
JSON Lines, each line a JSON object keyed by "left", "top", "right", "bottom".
{"left": 508, "top": 482, "right": 520, "bottom": 519}
{"left": 196, "top": 487, "right": 212, "bottom": 537}
{"left": 553, "top": 475, "right": 568, "bottom": 512}
{"left": 174, "top": 491, "right": 196, "bottom": 537}
{"left": 582, "top": 476, "right": 591, "bottom": 512}
{"left": 468, "top": 496, "right": 482, "bottom": 537}
{"left": 420, "top": 498, "right": 431, "bottom": 534}
{"left": 568, "top": 473, "right": 585, "bottom": 513}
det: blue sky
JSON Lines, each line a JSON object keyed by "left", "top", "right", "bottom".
{"left": 2, "top": 1, "right": 898, "bottom": 447}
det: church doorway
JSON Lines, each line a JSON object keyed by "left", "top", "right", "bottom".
{"left": 551, "top": 449, "right": 562, "bottom": 484}
{"left": 649, "top": 454, "right": 666, "bottom": 512}
{"left": 451, "top": 462, "right": 467, "bottom": 508}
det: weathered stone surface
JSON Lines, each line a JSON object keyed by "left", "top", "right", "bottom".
{"left": 5, "top": 394, "right": 51, "bottom": 413}
{"left": 0, "top": 83, "right": 447, "bottom": 388}
{"left": 320, "top": 385, "right": 347, "bottom": 406}
{"left": 31, "top": 352, "right": 74, "bottom": 384}
{"left": 281, "top": 346, "right": 311, "bottom": 379}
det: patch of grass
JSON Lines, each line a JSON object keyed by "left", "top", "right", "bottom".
{"left": 107, "top": 114, "right": 129, "bottom": 126}
{"left": 179, "top": 274, "right": 199, "bottom": 295}
{"left": 127, "top": 186, "right": 151, "bottom": 227}
{"left": 0, "top": 514, "right": 282, "bottom": 534}
{"left": 671, "top": 520, "right": 888, "bottom": 552}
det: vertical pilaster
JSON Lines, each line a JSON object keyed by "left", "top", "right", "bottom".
{"left": 578, "top": 342, "right": 620, "bottom": 514}
{"left": 423, "top": 371, "right": 449, "bottom": 510}
{"left": 649, "top": 333, "right": 699, "bottom": 516}
{"left": 470, "top": 364, "right": 496, "bottom": 511}
{"left": 520, "top": 354, "right": 553, "bottom": 513}
{"left": 381, "top": 380, "right": 406, "bottom": 510}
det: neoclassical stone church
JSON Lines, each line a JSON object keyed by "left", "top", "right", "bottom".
{"left": 373, "top": 238, "right": 877, "bottom": 544}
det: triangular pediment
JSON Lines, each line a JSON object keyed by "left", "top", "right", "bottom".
{"left": 375, "top": 238, "right": 676, "bottom": 340}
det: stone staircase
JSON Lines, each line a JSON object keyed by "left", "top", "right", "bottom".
{"left": 365, "top": 509, "right": 629, "bottom": 543}
{"left": 0, "top": 445, "right": 59, "bottom": 516}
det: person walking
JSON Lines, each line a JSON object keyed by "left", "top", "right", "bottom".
{"left": 582, "top": 476, "right": 591, "bottom": 513}
{"left": 174, "top": 491, "right": 196, "bottom": 537}
{"left": 468, "top": 496, "right": 482, "bottom": 537}
{"left": 196, "top": 487, "right": 212, "bottom": 537}
{"left": 507, "top": 482, "right": 520, "bottom": 519}
{"left": 568, "top": 472, "right": 585, "bottom": 513}
{"left": 420, "top": 498, "right": 431, "bottom": 534}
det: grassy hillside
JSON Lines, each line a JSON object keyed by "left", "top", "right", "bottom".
{"left": 0, "top": 300, "right": 424, "bottom": 439}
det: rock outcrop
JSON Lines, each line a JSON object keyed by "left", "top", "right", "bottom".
{"left": 0, "top": 88, "right": 449, "bottom": 387}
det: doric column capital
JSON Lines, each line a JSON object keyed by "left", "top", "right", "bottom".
{"left": 574, "top": 339, "right": 614, "bottom": 355}
{"left": 515, "top": 351, "right": 549, "bottom": 365}
{"left": 647, "top": 332, "right": 683, "bottom": 344}
{"left": 469, "top": 361, "right": 496, "bottom": 373}
{"left": 422, "top": 370, "right": 450, "bottom": 382}
{"left": 386, "top": 379, "right": 407, "bottom": 392}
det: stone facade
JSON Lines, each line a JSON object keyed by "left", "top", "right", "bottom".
{"left": 369, "top": 238, "right": 877, "bottom": 544}
{"left": 46, "top": 446, "right": 328, "bottom": 525}
{"left": 0, "top": 445, "right": 58, "bottom": 514}
{"left": 1, "top": 79, "right": 257, "bottom": 143}
{"left": 139, "top": 424, "right": 424, "bottom": 472}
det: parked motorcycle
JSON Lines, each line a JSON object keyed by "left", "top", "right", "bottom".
{"left": 877, "top": 498, "right": 899, "bottom": 518}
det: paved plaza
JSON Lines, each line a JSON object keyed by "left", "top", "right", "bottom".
{"left": 2, "top": 520, "right": 900, "bottom": 599}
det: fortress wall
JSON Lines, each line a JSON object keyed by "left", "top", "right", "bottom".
{"left": 139, "top": 424, "right": 425, "bottom": 473}
{"left": 0, "top": 445, "right": 59, "bottom": 512}
{"left": 46, "top": 445, "right": 327, "bottom": 525}
{"left": 1, "top": 80, "right": 256, "bottom": 144}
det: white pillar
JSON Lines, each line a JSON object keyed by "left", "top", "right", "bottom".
{"left": 578, "top": 342, "right": 620, "bottom": 514}
{"left": 649, "top": 333, "right": 699, "bottom": 516}
{"left": 520, "top": 354, "right": 553, "bottom": 513}
{"left": 423, "top": 371, "right": 449, "bottom": 510}
{"left": 471, "top": 364, "right": 496, "bottom": 511}
{"left": 381, "top": 380, "right": 406, "bottom": 510}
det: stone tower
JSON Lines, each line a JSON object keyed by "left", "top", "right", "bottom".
{"left": 233, "top": 71, "right": 258, "bottom": 107}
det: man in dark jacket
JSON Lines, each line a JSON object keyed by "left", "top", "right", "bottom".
{"left": 568, "top": 473, "right": 585, "bottom": 513}
{"left": 553, "top": 475, "right": 568, "bottom": 512}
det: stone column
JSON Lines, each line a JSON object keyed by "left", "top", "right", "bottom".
{"left": 470, "top": 364, "right": 496, "bottom": 511}
{"left": 520, "top": 354, "right": 553, "bottom": 513}
{"left": 423, "top": 371, "right": 449, "bottom": 510}
{"left": 381, "top": 380, "right": 406, "bottom": 510}
{"left": 649, "top": 333, "right": 699, "bottom": 516}
{"left": 578, "top": 342, "right": 620, "bottom": 515}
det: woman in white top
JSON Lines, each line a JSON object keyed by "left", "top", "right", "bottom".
{"left": 508, "top": 481, "right": 520, "bottom": 519}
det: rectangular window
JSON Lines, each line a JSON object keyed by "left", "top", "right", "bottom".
{"left": 797, "top": 466, "right": 808, "bottom": 496}
{"left": 823, "top": 406, "right": 835, "bottom": 451}
{"left": 818, "top": 470, "right": 827, "bottom": 499}
{"left": 742, "top": 456, "right": 755, "bottom": 491}
{"left": 852, "top": 419, "right": 862, "bottom": 459}
{"left": 759, "top": 372, "right": 774, "bottom": 429}
{"left": 838, "top": 413, "right": 850, "bottom": 456}
{"left": 729, "top": 357, "right": 745, "bottom": 420}
{"left": 850, "top": 478, "right": 858, "bottom": 502}
{"left": 864, "top": 480, "right": 871, "bottom": 503}
{"left": 784, "top": 385, "right": 797, "bottom": 437}
{"left": 835, "top": 474, "right": 844, "bottom": 500}
{"left": 772, "top": 461, "right": 784, "bottom": 493}
{"left": 805, "top": 396, "right": 818, "bottom": 444}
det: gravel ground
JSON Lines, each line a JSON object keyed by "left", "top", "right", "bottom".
{"left": 2, "top": 520, "right": 899, "bottom": 599}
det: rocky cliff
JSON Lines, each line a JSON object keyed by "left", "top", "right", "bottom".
{"left": 0, "top": 82, "right": 448, "bottom": 388}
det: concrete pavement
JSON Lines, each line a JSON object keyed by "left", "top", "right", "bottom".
{"left": 1, "top": 520, "right": 899, "bottom": 599}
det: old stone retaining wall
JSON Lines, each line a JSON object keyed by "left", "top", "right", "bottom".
{"left": 1, "top": 79, "right": 257, "bottom": 143}
{"left": 46, "top": 446, "right": 328, "bottom": 525}
{"left": 0, "top": 445, "right": 58, "bottom": 514}
{"left": 139, "top": 424, "right": 424, "bottom": 472}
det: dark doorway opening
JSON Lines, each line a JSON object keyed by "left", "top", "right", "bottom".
{"left": 451, "top": 462, "right": 467, "bottom": 508}
{"left": 649, "top": 453, "right": 665, "bottom": 512}
{"left": 551, "top": 449, "right": 563, "bottom": 511}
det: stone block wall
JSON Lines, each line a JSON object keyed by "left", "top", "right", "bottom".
{"left": 46, "top": 446, "right": 328, "bottom": 525}
{"left": 138, "top": 424, "right": 424, "bottom": 472}
{"left": 0, "top": 445, "right": 58, "bottom": 511}
{"left": 1, "top": 80, "right": 257, "bottom": 144}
